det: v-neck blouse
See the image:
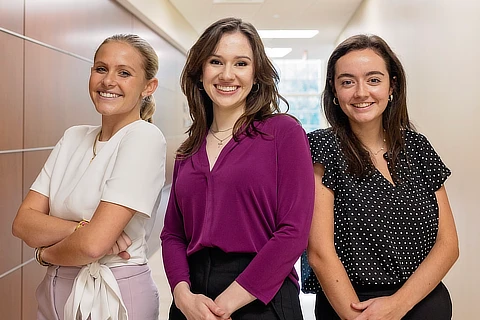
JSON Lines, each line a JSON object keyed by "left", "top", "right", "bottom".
{"left": 161, "top": 115, "right": 315, "bottom": 304}
{"left": 307, "top": 128, "right": 450, "bottom": 289}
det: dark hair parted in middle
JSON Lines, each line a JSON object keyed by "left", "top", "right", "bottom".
{"left": 177, "top": 17, "right": 288, "bottom": 157}
{"left": 323, "top": 34, "right": 414, "bottom": 177}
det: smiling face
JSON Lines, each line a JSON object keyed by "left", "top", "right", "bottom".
{"left": 333, "top": 48, "right": 393, "bottom": 130}
{"left": 201, "top": 31, "right": 255, "bottom": 114}
{"left": 89, "top": 41, "right": 156, "bottom": 124}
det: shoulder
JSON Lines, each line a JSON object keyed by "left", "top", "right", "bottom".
{"left": 307, "top": 127, "right": 334, "bottom": 141}
{"left": 122, "top": 120, "right": 166, "bottom": 144}
{"left": 404, "top": 129, "right": 431, "bottom": 151}
{"left": 64, "top": 124, "right": 98, "bottom": 137}
{"left": 262, "top": 114, "right": 302, "bottom": 131}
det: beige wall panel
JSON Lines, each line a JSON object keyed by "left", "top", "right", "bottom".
{"left": 0, "top": 0, "right": 24, "bottom": 33}
{"left": 24, "top": 42, "right": 98, "bottom": 149}
{"left": 0, "top": 33, "right": 23, "bottom": 150}
{"left": 0, "top": 270, "right": 22, "bottom": 320}
{"left": 0, "top": 153, "right": 23, "bottom": 272}
{"left": 25, "top": 0, "right": 133, "bottom": 59}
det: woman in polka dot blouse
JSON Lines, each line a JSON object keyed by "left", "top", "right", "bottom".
{"left": 306, "top": 34, "right": 459, "bottom": 319}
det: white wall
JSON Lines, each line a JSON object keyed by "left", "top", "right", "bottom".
{"left": 338, "top": 1, "right": 479, "bottom": 318}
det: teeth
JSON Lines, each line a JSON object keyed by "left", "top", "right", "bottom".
{"left": 216, "top": 85, "right": 237, "bottom": 92}
{"left": 99, "top": 92, "right": 120, "bottom": 98}
{"left": 353, "top": 102, "right": 372, "bottom": 108}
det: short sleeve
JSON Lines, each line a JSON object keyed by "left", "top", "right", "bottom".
{"left": 102, "top": 124, "right": 167, "bottom": 217}
{"left": 412, "top": 133, "right": 451, "bottom": 191}
{"left": 307, "top": 128, "right": 341, "bottom": 191}
{"left": 30, "top": 136, "right": 64, "bottom": 197}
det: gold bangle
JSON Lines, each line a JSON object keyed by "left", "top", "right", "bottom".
{"left": 74, "top": 219, "right": 90, "bottom": 231}
{"left": 34, "top": 247, "right": 52, "bottom": 267}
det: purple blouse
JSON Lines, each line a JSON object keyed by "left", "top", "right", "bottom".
{"left": 160, "top": 115, "right": 315, "bottom": 304}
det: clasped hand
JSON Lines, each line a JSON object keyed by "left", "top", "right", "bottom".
{"left": 351, "top": 295, "right": 408, "bottom": 320}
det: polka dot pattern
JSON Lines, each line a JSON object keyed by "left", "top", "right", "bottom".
{"left": 303, "top": 128, "right": 451, "bottom": 292}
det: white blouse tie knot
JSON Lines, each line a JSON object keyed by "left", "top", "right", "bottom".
{"left": 64, "top": 262, "right": 128, "bottom": 320}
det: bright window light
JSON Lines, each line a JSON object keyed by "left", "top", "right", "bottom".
{"left": 258, "top": 30, "right": 319, "bottom": 39}
{"left": 265, "top": 47, "right": 292, "bottom": 58}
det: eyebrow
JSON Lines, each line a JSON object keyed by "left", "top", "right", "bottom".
{"left": 210, "top": 54, "right": 252, "bottom": 61}
{"left": 337, "top": 71, "right": 385, "bottom": 79}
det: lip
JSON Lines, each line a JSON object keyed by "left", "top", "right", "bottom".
{"left": 98, "top": 91, "right": 122, "bottom": 98}
{"left": 214, "top": 84, "right": 239, "bottom": 93}
{"left": 351, "top": 102, "right": 374, "bottom": 109}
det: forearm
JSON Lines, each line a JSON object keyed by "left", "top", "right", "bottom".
{"left": 13, "top": 208, "right": 77, "bottom": 248}
{"left": 311, "top": 254, "right": 361, "bottom": 319}
{"left": 215, "top": 281, "right": 256, "bottom": 316}
{"left": 40, "top": 225, "right": 107, "bottom": 266}
{"left": 392, "top": 239, "right": 459, "bottom": 312}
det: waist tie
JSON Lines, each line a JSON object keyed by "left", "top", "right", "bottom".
{"left": 64, "top": 262, "right": 128, "bottom": 320}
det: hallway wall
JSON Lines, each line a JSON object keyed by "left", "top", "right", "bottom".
{"left": 0, "top": 0, "right": 186, "bottom": 318}
{"left": 337, "top": 0, "right": 480, "bottom": 318}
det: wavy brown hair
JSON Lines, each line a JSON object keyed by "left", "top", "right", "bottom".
{"left": 96, "top": 34, "right": 158, "bottom": 123}
{"left": 323, "top": 34, "right": 414, "bottom": 177}
{"left": 177, "top": 17, "right": 288, "bottom": 158}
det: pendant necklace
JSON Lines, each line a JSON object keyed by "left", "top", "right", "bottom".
{"left": 210, "top": 129, "right": 232, "bottom": 147}
{"left": 370, "top": 137, "right": 386, "bottom": 156}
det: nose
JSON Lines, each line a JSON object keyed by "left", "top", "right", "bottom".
{"left": 101, "top": 72, "right": 116, "bottom": 87}
{"left": 219, "top": 65, "right": 235, "bottom": 81}
{"left": 354, "top": 82, "right": 368, "bottom": 98}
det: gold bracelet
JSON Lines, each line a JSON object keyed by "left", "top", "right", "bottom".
{"left": 34, "top": 247, "right": 52, "bottom": 267}
{"left": 74, "top": 219, "right": 90, "bottom": 231}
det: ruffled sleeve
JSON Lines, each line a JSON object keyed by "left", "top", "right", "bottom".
{"left": 408, "top": 131, "right": 451, "bottom": 191}
{"left": 307, "top": 128, "right": 342, "bottom": 191}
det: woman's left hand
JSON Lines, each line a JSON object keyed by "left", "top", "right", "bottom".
{"left": 351, "top": 296, "right": 409, "bottom": 320}
{"left": 107, "top": 231, "right": 132, "bottom": 259}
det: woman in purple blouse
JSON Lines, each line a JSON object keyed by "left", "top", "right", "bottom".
{"left": 160, "top": 17, "right": 315, "bottom": 320}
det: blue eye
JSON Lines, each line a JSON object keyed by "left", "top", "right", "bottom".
{"left": 95, "top": 67, "right": 107, "bottom": 73}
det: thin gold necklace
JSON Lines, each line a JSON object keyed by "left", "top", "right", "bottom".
{"left": 210, "top": 126, "right": 233, "bottom": 133}
{"left": 209, "top": 129, "right": 232, "bottom": 147}
{"left": 91, "top": 130, "right": 102, "bottom": 162}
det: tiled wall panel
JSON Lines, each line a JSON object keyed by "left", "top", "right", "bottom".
{"left": 0, "top": 33, "right": 23, "bottom": 151}
{"left": 25, "top": 0, "right": 133, "bottom": 58}
{"left": 24, "top": 42, "right": 97, "bottom": 149}
{"left": 0, "top": 0, "right": 24, "bottom": 33}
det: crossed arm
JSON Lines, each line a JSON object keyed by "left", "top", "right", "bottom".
{"left": 307, "top": 163, "right": 459, "bottom": 320}
{"left": 12, "top": 190, "right": 134, "bottom": 266}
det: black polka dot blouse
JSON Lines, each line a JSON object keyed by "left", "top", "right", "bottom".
{"left": 307, "top": 128, "right": 451, "bottom": 290}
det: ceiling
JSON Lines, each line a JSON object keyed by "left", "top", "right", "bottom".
{"left": 167, "top": 0, "right": 364, "bottom": 60}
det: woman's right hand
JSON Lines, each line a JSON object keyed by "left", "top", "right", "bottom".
{"left": 174, "top": 282, "right": 230, "bottom": 320}
{"left": 107, "top": 231, "right": 132, "bottom": 259}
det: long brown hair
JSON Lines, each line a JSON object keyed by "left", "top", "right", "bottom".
{"left": 177, "top": 17, "right": 288, "bottom": 158}
{"left": 95, "top": 34, "right": 158, "bottom": 123}
{"left": 323, "top": 34, "right": 414, "bottom": 177}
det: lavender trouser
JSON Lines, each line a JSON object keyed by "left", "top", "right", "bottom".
{"left": 36, "top": 264, "right": 159, "bottom": 320}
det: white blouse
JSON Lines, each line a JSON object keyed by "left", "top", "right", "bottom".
{"left": 31, "top": 119, "right": 167, "bottom": 319}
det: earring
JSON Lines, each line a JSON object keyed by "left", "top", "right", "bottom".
{"left": 333, "top": 97, "right": 339, "bottom": 105}
{"left": 388, "top": 94, "right": 393, "bottom": 102}
{"left": 251, "top": 83, "right": 260, "bottom": 93}
{"left": 197, "top": 81, "right": 204, "bottom": 91}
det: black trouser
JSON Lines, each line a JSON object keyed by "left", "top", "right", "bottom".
{"left": 314, "top": 282, "right": 452, "bottom": 319}
{"left": 169, "top": 247, "right": 303, "bottom": 320}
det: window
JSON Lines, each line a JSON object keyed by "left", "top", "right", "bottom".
{"left": 274, "top": 59, "right": 324, "bottom": 134}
